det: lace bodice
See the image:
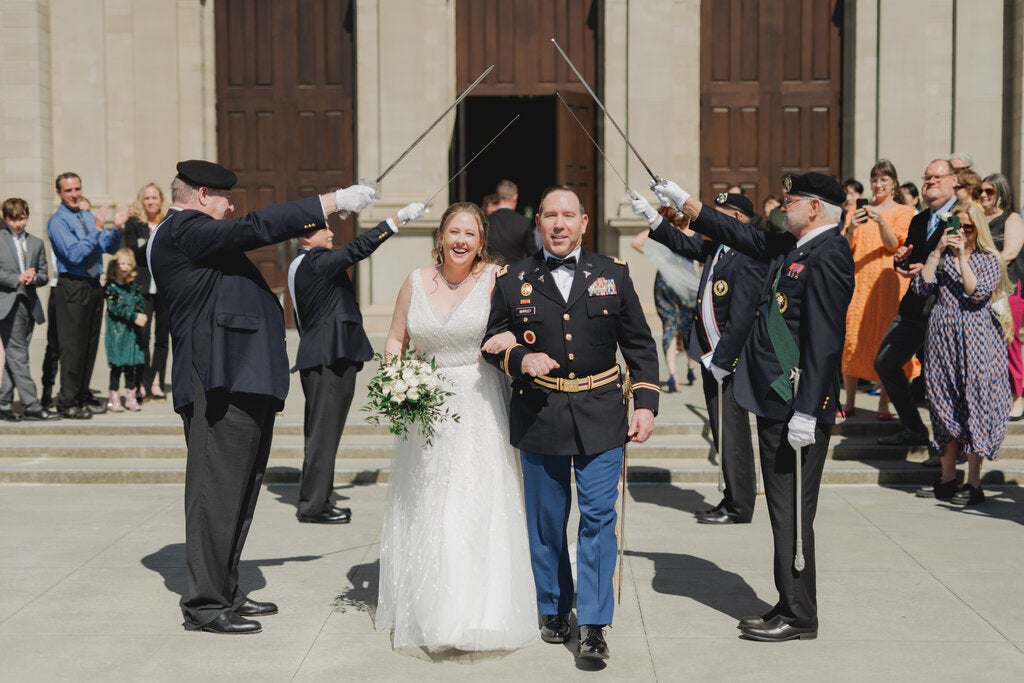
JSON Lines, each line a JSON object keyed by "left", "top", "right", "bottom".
{"left": 406, "top": 265, "right": 493, "bottom": 368}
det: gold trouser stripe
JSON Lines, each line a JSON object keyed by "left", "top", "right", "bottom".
{"left": 533, "top": 366, "right": 619, "bottom": 393}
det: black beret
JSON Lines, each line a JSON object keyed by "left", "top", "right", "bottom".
{"left": 782, "top": 172, "right": 845, "bottom": 207}
{"left": 175, "top": 160, "right": 237, "bottom": 190}
{"left": 714, "top": 192, "right": 755, "bottom": 218}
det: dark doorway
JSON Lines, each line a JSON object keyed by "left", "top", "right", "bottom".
{"left": 454, "top": 96, "right": 556, "bottom": 219}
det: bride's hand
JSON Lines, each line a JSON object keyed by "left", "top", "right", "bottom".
{"left": 481, "top": 331, "right": 517, "bottom": 353}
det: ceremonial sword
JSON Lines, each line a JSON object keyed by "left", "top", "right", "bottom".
{"left": 338, "top": 64, "right": 495, "bottom": 218}
{"left": 550, "top": 38, "right": 663, "bottom": 186}
{"left": 790, "top": 367, "right": 806, "bottom": 571}
{"left": 617, "top": 372, "right": 633, "bottom": 605}
{"left": 421, "top": 115, "right": 520, "bottom": 207}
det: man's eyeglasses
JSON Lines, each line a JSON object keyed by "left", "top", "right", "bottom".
{"left": 781, "top": 196, "right": 811, "bottom": 208}
{"left": 922, "top": 173, "right": 955, "bottom": 183}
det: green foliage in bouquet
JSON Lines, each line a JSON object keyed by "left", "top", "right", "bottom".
{"left": 363, "top": 352, "right": 460, "bottom": 446}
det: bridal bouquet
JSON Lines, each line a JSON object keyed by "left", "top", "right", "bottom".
{"left": 363, "top": 352, "right": 459, "bottom": 446}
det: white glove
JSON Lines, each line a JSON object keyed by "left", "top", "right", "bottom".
{"left": 650, "top": 178, "right": 690, "bottom": 212}
{"left": 397, "top": 202, "right": 428, "bottom": 224}
{"left": 710, "top": 364, "right": 731, "bottom": 384}
{"left": 335, "top": 184, "right": 377, "bottom": 214}
{"left": 787, "top": 411, "right": 817, "bottom": 450}
{"left": 629, "top": 192, "right": 660, "bottom": 226}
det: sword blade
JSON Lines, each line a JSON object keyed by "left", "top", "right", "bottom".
{"left": 550, "top": 38, "right": 660, "bottom": 184}
{"left": 555, "top": 91, "right": 630, "bottom": 190}
{"left": 423, "top": 115, "right": 520, "bottom": 207}
{"left": 374, "top": 64, "right": 495, "bottom": 185}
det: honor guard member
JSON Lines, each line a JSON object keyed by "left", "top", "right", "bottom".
{"left": 288, "top": 200, "right": 426, "bottom": 524}
{"left": 650, "top": 173, "right": 854, "bottom": 642}
{"left": 149, "top": 160, "right": 377, "bottom": 635}
{"left": 482, "top": 185, "right": 659, "bottom": 661}
{"left": 632, "top": 192, "right": 767, "bottom": 525}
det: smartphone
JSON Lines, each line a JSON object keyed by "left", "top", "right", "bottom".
{"left": 855, "top": 198, "right": 869, "bottom": 209}
{"left": 945, "top": 215, "right": 961, "bottom": 234}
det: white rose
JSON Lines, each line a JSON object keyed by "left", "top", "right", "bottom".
{"left": 402, "top": 369, "right": 421, "bottom": 387}
{"left": 939, "top": 211, "right": 952, "bottom": 221}
{"left": 393, "top": 379, "right": 408, "bottom": 394}
{"left": 420, "top": 374, "right": 437, "bottom": 389}
{"left": 407, "top": 388, "right": 420, "bottom": 401}
{"left": 391, "top": 392, "right": 405, "bottom": 403}
{"left": 380, "top": 382, "right": 393, "bottom": 396}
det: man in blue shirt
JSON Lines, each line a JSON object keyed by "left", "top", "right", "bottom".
{"left": 46, "top": 173, "right": 125, "bottom": 419}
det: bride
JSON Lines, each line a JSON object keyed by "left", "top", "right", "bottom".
{"left": 376, "top": 202, "right": 538, "bottom": 653}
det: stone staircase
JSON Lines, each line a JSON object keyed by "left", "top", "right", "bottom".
{"left": 3, "top": 406, "right": 1022, "bottom": 487}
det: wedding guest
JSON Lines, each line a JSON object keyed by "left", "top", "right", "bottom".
{"left": 900, "top": 182, "right": 923, "bottom": 213}
{"left": 103, "top": 249, "right": 146, "bottom": 412}
{"left": 979, "top": 173, "right": 1024, "bottom": 420}
{"left": 839, "top": 160, "right": 916, "bottom": 420}
{"left": 122, "top": 182, "right": 170, "bottom": 401}
{"left": 377, "top": 202, "right": 537, "bottom": 653}
{"left": 913, "top": 202, "right": 1012, "bottom": 505}
{"left": 955, "top": 168, "right": 981, "bottom": 204}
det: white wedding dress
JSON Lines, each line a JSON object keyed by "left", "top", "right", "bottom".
{"left": 376, "top": 265, "right": 538, "bottom": 653}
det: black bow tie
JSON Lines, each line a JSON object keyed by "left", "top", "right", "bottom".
{"left": 546, "top": 255, "right": 577, "bottom": 271}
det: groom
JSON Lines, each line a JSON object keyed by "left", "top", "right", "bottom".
{"left": 483, "top": 185, "right": 659, "bottom": 661}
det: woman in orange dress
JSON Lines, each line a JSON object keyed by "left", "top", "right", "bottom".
{"left": 839, "top": 159, "right": 917, "bottom": 418}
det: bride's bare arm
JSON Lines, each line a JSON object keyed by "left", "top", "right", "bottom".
{"left": 383, "top": 271, "right": 415, "bottom": 360}
{"left": 480, "top": 267, "right": 515, "bottom": 352}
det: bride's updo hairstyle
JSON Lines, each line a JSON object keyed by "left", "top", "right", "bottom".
{"left": 432, "top": 201, "right": 491, "bottom": 274}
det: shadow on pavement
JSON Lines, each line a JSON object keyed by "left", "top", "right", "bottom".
{"left": 335, "top": 559, "right": 380, "bottom": 615}
{"left": 141, "top": 543, "right": 322, "bottom": 598}
{"left": 627, "top": 481, "right": 715, "bottom": 515}
{"left": 625, "top": 549, "right": 773, "bottom": 621}
{"left": 265, "top": 481, "right": 354, "bottom": 509}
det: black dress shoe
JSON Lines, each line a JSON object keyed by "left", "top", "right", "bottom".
{"left": 951, "top": 484, "right": 985, "bottom": 507}
{"left": 200, "top": 612, "right": 262, "bottom": 634}
{"left": 697, "top": 509, "right": 747, "bottom": 525}
{"left": 737, "top": 607, "right": 781, "bottom": 629}
{"left": 23, "top": 408, "right": 62, "bottom": 421}
{"left": 235, "top": 598, "right": 278, "bottom": 616}
{"left": 60, "top": 406, "right": 92, "bottom": 420}
{"left": 694, "top": 501, "right": 725, "bottom": 518}
{"left": 296, "top": 508, "right": 351, "bottom": 524}
{"left": 0, "top": 409, "right": 22, "bottom": 422}
{"left": 577, "top": 625, "right": 609, "bottom": 660}
{"left": 916, "top": 477, "right": 959, "bottom": 500}
{"left": 739, "top": 615, "right": 816, "bottom": 642}
{"left": 539, "top": 614, "right": 571, "bottom": 643}
{"left": 877, "top": 429, "right": 930, "bottom": 446}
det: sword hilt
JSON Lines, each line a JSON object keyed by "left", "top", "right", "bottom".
{"left": 336, "top": 178, "right": 380, "bottom": 221}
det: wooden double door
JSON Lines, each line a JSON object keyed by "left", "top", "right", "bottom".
{"left": 215, "top": 0, "right": 356, "bottom": 325}
{"left": 700, "top": 0, "right": 843, "bottom": 211}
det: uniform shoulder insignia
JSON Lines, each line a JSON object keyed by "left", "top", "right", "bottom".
{"left": 496, "top": 265, "right": 509, "bottom": 277}
{"left": 613, "top": 256, "right": 627, "bottom": 266}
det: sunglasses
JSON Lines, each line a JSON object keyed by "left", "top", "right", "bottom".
{"left": 960, "top": 223, "right": 977, "bottom": 233}
{"left": 979, "top": 188, "right": 996, "bottom": 197}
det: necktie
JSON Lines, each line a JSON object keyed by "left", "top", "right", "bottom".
{"left": 546, "top": 255, "right": 577, "bottom": 271}
{"left": 16, "top": 236, "right": 27, "bottom": 271}
{"left": 76, "top": 211, "right": 88, "bottom": 236}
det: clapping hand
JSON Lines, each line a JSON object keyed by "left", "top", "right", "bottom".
{"left": 93, "top": 205, "right": 109, "bottom": 229}
{"left": 113, "top": 206, "right": 129, "bottom": 229}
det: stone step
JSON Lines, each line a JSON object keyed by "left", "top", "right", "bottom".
{"left": 2, "top": 431, "right": 1024, "bottom": 461}
{"left": 1, "top": 456, "right": 1022, "bottom": 487}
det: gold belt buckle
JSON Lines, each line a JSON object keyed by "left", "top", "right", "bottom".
{"left": 560, "top": 377, "right": 581, "bottom": 392}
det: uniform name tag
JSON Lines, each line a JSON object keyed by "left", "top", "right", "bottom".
{"left": 588, "top": 277, "right": 617, "bottom": 297}
{"left": 515, "top": 306, "right": 536, "bottom": 316}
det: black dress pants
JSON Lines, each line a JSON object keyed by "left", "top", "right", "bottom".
{"left": 141, "top": 292, "right": 170, "bottom": 390}
{"left": 297, "top": 360, "right": 358, "bottom": 516}
{"left": 755, "top": 416, "right": 831, "bottom": 628}
{"left": 874, "top": 313, "right": 928, "bottom": 434}
{"left": 41, "top": 290, "right": 59, "bottom": 397}
{"left": 701, "top": 367, "right": 757, "bottom": 521}
{"left": 54, "top": 276, "right": 103, "bottom": 410}
{"left": 179, "top": 367, "right": 277, "bottom": 629}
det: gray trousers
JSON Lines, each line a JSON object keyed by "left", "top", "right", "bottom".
{"left": 0, "top": 298, "right": 41, "bottom": 412}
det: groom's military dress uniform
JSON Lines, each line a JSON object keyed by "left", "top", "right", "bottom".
{"left": 483, "top": 249, "right": 659, "bottom": 627}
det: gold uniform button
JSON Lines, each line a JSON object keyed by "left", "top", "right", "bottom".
{"left": 755, "top": 310, "right": 761, "bottom": 317}
{"left": 602, "top": 309, "right": 608, "bottom": 315}
{"left": 563, "top": 313, "right": 570, "bottom": 321}
{"left": 565, "top": 333, "right": 573, "bottom": 341}
{"left": 518, "top": 389, "right": 524, "bottom": 395}
{"left": 568, "top": 372, "right": 576, "bottom": 379}
{"left": 568, "top": 353, "right": 575, "bottom": 360}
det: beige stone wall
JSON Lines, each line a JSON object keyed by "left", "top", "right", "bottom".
{"left": 847, "top": 0, "right": 1008, "bottom": 186}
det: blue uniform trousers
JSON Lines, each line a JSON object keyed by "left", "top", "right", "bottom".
{"left": 520, "top": 446, "right": 622, "bottom": 626}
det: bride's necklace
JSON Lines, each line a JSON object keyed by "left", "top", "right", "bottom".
{"left": 437, "top": 266, "right": 472, "bottom": 290}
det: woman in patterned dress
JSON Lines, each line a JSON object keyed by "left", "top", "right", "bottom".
{"left": 839, "top": 160, "right": 916, "bottom": 419}
{"left": 911, "top": 202, "right": 1014, "bottom": 506}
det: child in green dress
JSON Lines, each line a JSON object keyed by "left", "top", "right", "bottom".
{"left": 104, "top": 249, "right": 147, "bottom": 411}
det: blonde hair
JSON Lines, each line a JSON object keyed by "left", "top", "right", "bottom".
{"left": 129, "top": 182, "right": 166, "bottom": 223}
{"left": 106, "top": 248, "right": 138, "bottom": 284}
{"left": 952, "top": 201, "right": 1014, "bottom": 342}
{"left": 431, "top": 202, "right": 490, "bottom": 274}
